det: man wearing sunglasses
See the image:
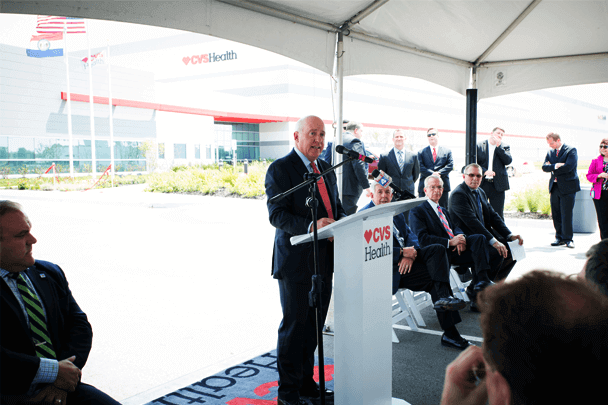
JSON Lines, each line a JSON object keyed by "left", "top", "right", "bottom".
{"left": 542, "top": 133, "right": 580, "bottom": 249}
{"left": 448, "top": 164, "right": 523, "bottom": 306}
{"left": 418, "top": 128, "right": 454, "bottom": 208}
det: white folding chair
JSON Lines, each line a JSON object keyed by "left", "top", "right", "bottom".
{"left": 450, "top": 266, "right": 471, "bottom": 302}
{"left": 392, "top": 290, "right": 419, "bottom": 342}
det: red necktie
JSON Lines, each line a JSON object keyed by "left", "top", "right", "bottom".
{"left": 556, "top": 149, "right": 559, "bottom": 157}
{"left": 437, "top": 206, "right": 454, "bottom": 238}
{"left": 432, "top": 147, "right": 437, "bottom": 162}
{"left": 310, "top": 161, "right": 334, "bottom": 220}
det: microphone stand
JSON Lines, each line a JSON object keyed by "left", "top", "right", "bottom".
{"left": 269, "top": 156, "right": 355, "bottom": 405}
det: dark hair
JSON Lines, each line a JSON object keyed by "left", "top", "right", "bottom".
{"left": 546, "top": 132, "right": 561, "bottom": 141}
{"left": 0, "top": 200, "right": 28, "bottom": 238}
{"left": 479, "top": 271, "right": 608, "bottom": 405}
{"left": 585, "top": 239, "right": 608, "bottom": 296}
{"left": 492, "top": 127, "right": 505, "bottom": 134}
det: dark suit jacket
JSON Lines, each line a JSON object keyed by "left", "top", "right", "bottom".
{"left": 265, "top": 148, "right": 346, "bottom": 283}
{"left": 360, "top": 200, "right": 419, "bottom": 294}
{"left": 378, "top": 148, "right": 420, "bottom": 195}
{"left": 541, "top": 143, "right": 581, "bottom": 194}
{"left": 476, "top": 140, "right": 512, "bottom": 192}
{"left": 1, "top": 261, "right": 92, "bottom": 395}
{"left": 320, "top": 141, "right": 333, "bottom": 165}
{"left": 417, "top": 145, "right": 454, "bottom": 195}
{"left": 448, "top": 183, "right": 512, "bottom": 243}
{"left": 409, "top": 200, "right": 464, "bottom": 248}
{"left": 341, "top": 134, "right": 369, "bottom": 197}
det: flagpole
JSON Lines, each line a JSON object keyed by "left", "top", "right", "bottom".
{"left": 86, "top": 20, "right": 97, "bottom": 177}
{"left": 64, "top": 25, "right": 74, "bottom": 177}
{"left": 107, "top": 41, "right": 115, "bottom": 187}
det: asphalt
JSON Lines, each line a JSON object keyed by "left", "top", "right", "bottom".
{"left": 0, "top": 183, "right": 600, "bottom": 405}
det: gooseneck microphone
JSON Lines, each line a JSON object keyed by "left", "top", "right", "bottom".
{"left": 335, "top": 145, "right": 374, "bottom": 164}
{"left": 371, "top": 169, "right": 416, "bottom": 200}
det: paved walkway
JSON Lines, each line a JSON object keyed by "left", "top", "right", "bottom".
{"left": 1, "top": 185, "right": 600, "bottom": 404}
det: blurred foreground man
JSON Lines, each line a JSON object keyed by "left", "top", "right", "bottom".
{"left": 265, "top": 115, "right": 346, "bottom": 405}
{"left": 440, "top": 271, "right": 608, "bottom": 405}
{"left": 0, "top": 200, "right": 119, "bottom": 405}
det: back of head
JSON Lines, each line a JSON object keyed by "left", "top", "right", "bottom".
{"left": 585, "top": 239, "right": 608, "bottom": 297}
{"left": 479, "top": 270, "right": 608, "bottom": 405}
{"left": 345, "top": 121, "right": 361, "bottom": 132}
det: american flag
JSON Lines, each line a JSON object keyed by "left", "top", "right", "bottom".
{"left": 36, "top": 15, "right": 86, "bottom": 34}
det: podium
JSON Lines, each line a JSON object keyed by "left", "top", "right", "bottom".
{"left": 291, "top": 198, "right": 426, "bottom": 405}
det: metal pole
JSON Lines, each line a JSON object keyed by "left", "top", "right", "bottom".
{"left": 465, "top": 69, "right": 478, "bottom": 165}
{"left": 86, "top": 20, "right": 96, "bottom": 177}
{"left": 63, "top": 26, "right": 74, "bottom": 176}
{"left": 107, "top": 42, "right": 115, "bottom": 186}
{"left": 336, "top": 31, "right": 345, "bottom": 197}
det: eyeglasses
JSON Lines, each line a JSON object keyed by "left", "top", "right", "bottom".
{"left": 427, "top": 186, "right": 443, "bottom": 190}
{"left": 600, "top": 145, "right": 608, "bottom": 149}
{"left": 466, "top": 173, "right": 482, "bottom": 179}
{"left": 427, "top": 133, "right": 437, "bottom": 137}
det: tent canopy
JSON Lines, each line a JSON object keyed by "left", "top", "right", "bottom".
{"left": 2, "top": 0, "right": 607, "bottom": 98}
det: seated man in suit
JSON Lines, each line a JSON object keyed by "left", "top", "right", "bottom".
{"left": 448, "top": 164, "right": 523, "bottom": 302}
{"left": 440, "top": 271, "right": 608, "bottom": 405}
{"left": 1, "top": 200, "right": 119, "bottom": 405}
{"left": 360, "top": 182, "right": 471, "bottom": 350}
{"left": 409, "top": 175, "right": 494, "bottom": 311}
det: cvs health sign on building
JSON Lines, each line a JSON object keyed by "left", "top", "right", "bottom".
{"left": 182, "top": 50, "right": 237, "bottom": 65}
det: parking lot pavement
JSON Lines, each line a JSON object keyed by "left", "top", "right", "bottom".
{"left": 1, "top": 185, "right": 600, "bottom": 403}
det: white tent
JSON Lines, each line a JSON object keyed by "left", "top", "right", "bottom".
{"left": 3, "top": 0, "right": 606, "bottom": 181}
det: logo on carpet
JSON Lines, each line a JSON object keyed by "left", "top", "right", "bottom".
{"left": 148, "top": 351, "right": 334, "bottom": 404}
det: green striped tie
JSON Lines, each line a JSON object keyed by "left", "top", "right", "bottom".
{"left": 15, "top": 273, "right": 57, "bottom": 359}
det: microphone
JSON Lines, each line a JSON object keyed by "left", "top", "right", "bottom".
{"left": 371, "top": 169, "right": 416, "bottom": 200}
{"left": 335, "top": 145, "right": 374, "bottom": 164}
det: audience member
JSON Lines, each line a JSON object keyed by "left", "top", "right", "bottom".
{"left": 586, "top": 138, "right": 608, "bottom": 240}
{"left": 418, "top": 128, "right": 454, "bottom": 207}
{"left": 409, "top": 176, "right": 494, "bottom": 309}
{"left": 476, "top": 127, "right": 512, "bottom": 219}
{"left": 361, "top": 181, "right": 470, "bottom": 350}
{"left": 319, "top": 119, "right": 350, "bottom": 165}
{"left": 542, "top": 132, "right": 580, "bottom": 249}
{"left": 440, "top": 270, "right": 608, "bottom": 405}
{"left": 265, "top": 115, "right": 345, "bottom": 405}
{"left": 339, "top": 121, "right": 370, "bottom": 215}
{"left": 0, "top": 200, "right": 119, "bottom": 405}
{"left": 578, "top": 238, "right": 608, "bottom": 297}
{"left": 378, "top": 129, "right": 420, "bottom": 197}
{"left": 448, "top": 164, "right": 523, "bottom": 306}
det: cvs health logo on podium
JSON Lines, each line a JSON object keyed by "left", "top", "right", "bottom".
{"left": 364, "top": 225, "right": 391, "bottom": 262}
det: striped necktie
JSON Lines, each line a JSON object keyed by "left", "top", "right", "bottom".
{"left": 398, "top": 150, "right": 404, "bottom": 173}
{"left": 310, "top": 161, "right": 334, "bottom": 220}
{"left": 432, "top": 147, "right": 437, "bottom": 162}
{"left": 13, "top": 273, "right": 57, "bottom": 359}
{"left": 437, "top": 206, "right": 454, "bottom": 238}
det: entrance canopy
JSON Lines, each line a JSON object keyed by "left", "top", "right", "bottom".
{"left": 2, "top": 0, "right": 607, "bottom": 98}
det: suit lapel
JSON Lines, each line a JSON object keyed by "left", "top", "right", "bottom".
{"left": 424, "top": 202, "right": 447, "bottom": 237}
{"left": 1, "top": 276, "right": 30, "bottom": 333}
{"left": 388, "top": 149, "right": 400, "bottom": 173}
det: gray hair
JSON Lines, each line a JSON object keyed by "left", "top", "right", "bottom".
{"left": 345, "top": 121, "right": 362, "bottom": 132}
{"left": 370, "top": 180, "right": 392, "bottom": 194}
{"left": 424, "top": 175, "right": 444, "bottom": 188}
{"left": 295, "top": 115, "right": 320, "bottom": 133}
{"left": 464, "top": 163, "right": 483, "bottom": 174}
{"left": 0, "top": 200, "right": 29, "bottom": 238}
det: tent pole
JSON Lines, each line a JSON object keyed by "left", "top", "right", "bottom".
{"left": 336, "top": 31, "right": 345, "bottom": 197}
{"left": 466, "top": 68, "right": 477, "bottom": 165}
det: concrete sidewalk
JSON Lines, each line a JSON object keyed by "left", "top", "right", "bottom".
{"left": 1, "top": 186, "right": 600, "bottom": 404}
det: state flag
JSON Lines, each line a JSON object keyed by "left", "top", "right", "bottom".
{"left": 26, "top": 32, "right": 64, "bottom": 58}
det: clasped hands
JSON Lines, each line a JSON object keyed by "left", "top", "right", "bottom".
{"left": 29, "top": 356, "right": 81, "bottom": 405}
{"left": 449, "top": 234, "right": 467, "bottom": 255}
{"left": 398, "top": 246, "right": 417, "bottom": 274}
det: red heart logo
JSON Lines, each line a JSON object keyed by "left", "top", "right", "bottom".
{"left": 182, "top": 56, "right": 191, "bottom": 65}
{"left": 364, "top": 229, "right": 373, "bottom": 244}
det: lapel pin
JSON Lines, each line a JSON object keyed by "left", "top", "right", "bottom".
{"left": 40, "top": 274, "right": 46, "bottom": 279}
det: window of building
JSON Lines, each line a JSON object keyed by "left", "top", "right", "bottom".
{"left": 213, "top": 122, "right": 260, "bottom": 162}
{"left": 195, "top": 144, "right": 201, "bottom": 159}
{"left": 159, "top": 143, "right": 165, "bottom": 159}
{"left": 206, "top": 145, "right": 212, "bottom": 159}
{"left": 174, "top": 143, "right": 187, "bottom": 159}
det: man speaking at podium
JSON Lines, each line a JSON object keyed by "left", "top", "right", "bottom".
{"left": 266, "top": 115, "right": 347, "bottom": 405}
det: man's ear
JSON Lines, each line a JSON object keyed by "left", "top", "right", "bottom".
{"left": 293, "top": 131, "right": 299, "bottom": 142}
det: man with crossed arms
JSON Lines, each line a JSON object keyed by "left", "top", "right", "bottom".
{"left": 409, "top": 175, "right": 494, "bottom": 311}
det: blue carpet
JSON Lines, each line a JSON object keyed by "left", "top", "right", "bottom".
{"left": 146, "top": 350, "right": 335, "bottom": 405}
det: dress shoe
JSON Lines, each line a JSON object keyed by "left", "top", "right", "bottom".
{"left": 565, "top": 241, "right": 575, "bottom": 249}
{"left": 551, "top": 239, "right": 566, "bottom": 246}
{"left": 473, "top": 280, "right": 494, "bottom": 293}
{"left": 278, "top": 399, "right": 308, "bottom": 405}
{"left": 300, "top": 383, "right": 334, "bottom": 399}
{"left": 469, "top": 301, "right": 480, "bottom": 313}
{"left": 441, "top": 333, "right": 471, "bottom": 350}
{"left": 433, "top": 297, "right": 467, "bottom": 311}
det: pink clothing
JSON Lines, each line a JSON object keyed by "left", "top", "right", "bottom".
{"left": 586, "top": 155, "right": 608, "bottom": 200}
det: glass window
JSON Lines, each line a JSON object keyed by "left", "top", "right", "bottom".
{"left": 96, "top": 140, "right": 111, "bottom": 159}
{"left": 206, "top": 145, "right": 212, "bottom": 159}
{"left": 0, "top": 137, "right": 8, "bottom": 159}
{"left": 195, "top": 144, "right": 200, "bottom": 159}
{"left": 159, "top": 143, "right": 165, "bottom": 159}
{"left": 9, "top": 137, "right": 35, "bottom": 159}
{"left": 174, "top": 143, "right": 187, "bottom": 159}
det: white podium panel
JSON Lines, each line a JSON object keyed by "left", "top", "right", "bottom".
{"left": 334, "top": 215, "right": 393, "bottom": 405}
